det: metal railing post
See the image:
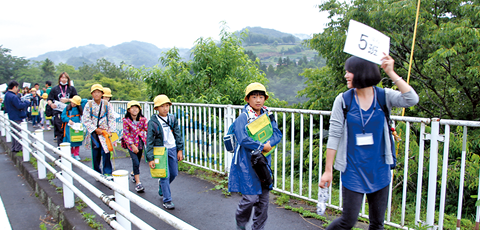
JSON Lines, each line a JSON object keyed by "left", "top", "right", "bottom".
{"left": 34, "top": 129, "right": 46, "bottom": 179}
{"left": 224, "top": 105, "right": 234, "bottom": 172}
{"left": 60, "top": 142, "right": 74, "bottom": 208}
{"left": 0, "top": 111, "right": 5, "bottom": 136}
{"left": 113, "top": 170, "right": 131, "bottom": 230}
{"left": 144, "top": 102, "right": 151, "bottom": 120}
{"left": 5, "top": 118, "right": 11, "bottom": 143}
{"left": 426, "top": 118, "right": 440, "bottom": 227}
{"left": 21, "top": 122, "right": 30, "bottom": 162}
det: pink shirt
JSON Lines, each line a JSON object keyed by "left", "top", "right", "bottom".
{"left": 122, "top": 117, "right": 148, "bottom": 152}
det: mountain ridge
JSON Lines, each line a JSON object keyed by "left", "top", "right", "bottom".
{"left": 28, "top": 27, "right": 312, "bottom": 68}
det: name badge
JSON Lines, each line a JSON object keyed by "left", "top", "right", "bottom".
{"left": 356, "top": 133, "right": 374, "bottom": 146}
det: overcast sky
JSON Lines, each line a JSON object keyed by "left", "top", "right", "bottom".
{"left": 1, "top": 1, "right": 329, "bottom": 59}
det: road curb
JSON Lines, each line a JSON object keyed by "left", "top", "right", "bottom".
{"left": 0, "top": 137, "right": 92, "bottom": 230}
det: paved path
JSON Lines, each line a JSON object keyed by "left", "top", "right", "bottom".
{"left": 0, "top": 144, "right": 57, "bottom": 230}
{"left": 2, "top": 122, "right": 328, "bottom": 229}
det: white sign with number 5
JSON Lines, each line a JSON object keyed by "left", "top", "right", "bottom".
{"left": 343, "top": 20, "right": 390, "bottom": 65}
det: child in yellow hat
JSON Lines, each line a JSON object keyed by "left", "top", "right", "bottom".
{"left": 82, "top": 84, "right": 116, "bottom": 178}
{"left": 61, "top": 95, "right": 84, "bottom": 160}
{"left": 123, "top": 100, "right": 148, "bottom": 192}
{"left": 228, "top": 82, "right": 282, "bottom": 230}
{"left": 29, "top": 88, "right": 42, "bottom": 127}
{"left": 39, "top": 93, "right": 51, "bottom": 130}
{"left": 145, "top": 94, "right": 184, "bottom": 210}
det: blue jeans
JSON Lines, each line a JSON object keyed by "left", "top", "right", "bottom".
{"left": 31, "top": 115, "right": 40, "bottom": 126}
{"left": 129, "top": 149, "right": 143, "bottom": 175}
{"left": 159, "top": 147, "right": 178, "bottom": 203}
{"left": 91, "top": 144, "right": 112, "bottom": 175}
{"left": 326, "top": 185, "right": 389, "bottom": 230}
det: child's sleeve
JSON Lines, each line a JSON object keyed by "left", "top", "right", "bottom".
{"left": 145, "top": 120, "right": 155, "bottom": 162}
{"left": 235, "top": 114, "right": 265, "bottom": 152}
{"left": 83, "top": 102, "right": 96, "bottom": 134}
{"left": 61, "top": 107, "right": 69, "bottom": 123}
{"left": 122, "top": 118, "right": 133, "bottom": 146}
{"left": 172, "top": 116, "right": 184, "bottom": 151}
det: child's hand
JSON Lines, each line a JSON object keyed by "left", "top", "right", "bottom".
{"left": 148, "top": 161, "right": 156, "bottom": 169}
{"left": 68, "top": 120, "right": 74, "bottom": 125}
{"left": 177, "top": 150, "right": 183, "bottom": 161}
{"left": 131, "top": 145, "right": 139, "bottom": 154}
{"left": 263, "top": 141, "right": 272, "bottom": 153}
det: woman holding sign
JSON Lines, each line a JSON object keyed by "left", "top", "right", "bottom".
{"left": 319, "top": 54, "right": 418, "bottom": 229}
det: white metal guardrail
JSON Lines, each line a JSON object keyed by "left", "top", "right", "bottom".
{"left": 110, "top": 101, "right": 480, "bottom": 229}
{"left": 0, "top": 111, "right": 197, "bottom": 230}
{"left": 3, "top": 100, "right": 480, "bottom": 229}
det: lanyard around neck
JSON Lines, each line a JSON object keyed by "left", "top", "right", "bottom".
{"left": 60, "top": 85, "right": 67, "bottom": 98}
{"left": 354, "top": 87, "right": 376, "bottom": 133}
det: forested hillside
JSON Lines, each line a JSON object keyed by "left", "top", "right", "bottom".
{"left": 19, "top": 26, "right": 321, "bottom": 105}
{"left": 29, "top": 41, "right": 191, "bottom": 69}
{"left": 240, "top": 27, "right": 324, "bottom": 104}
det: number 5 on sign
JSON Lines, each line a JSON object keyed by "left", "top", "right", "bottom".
{"left": 343, "top": 20, "right": 390, "bottom": 65}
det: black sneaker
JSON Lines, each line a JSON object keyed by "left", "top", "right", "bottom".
{"left": 163, "top": 202, "right": 175, "bottom": 210}
{"left": 135, "top": 183, "right": 145, "bottom": 193}
{"left": 130, "top": 173, "right": 136, "bottom": 183}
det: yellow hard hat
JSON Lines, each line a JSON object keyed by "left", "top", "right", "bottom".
{"left": 70, "top": 95, "right": 82, "bottom": 106}
{"left": 42, "top": 93, "right": 48, "bottom": 99}
{"left": 90, "top": 84, "right": 104, "bottom": 93}
{"left": 127, "top": 100, "right": 141, "bottom": 110}
{"left": 154, "top": 94, "right": 172, "bottom": 108}
{"left": 244, "top": 82, "right": 268, "bottom": 101}
{"left": 103, "top": 87, "right": 112, "bottom": 97}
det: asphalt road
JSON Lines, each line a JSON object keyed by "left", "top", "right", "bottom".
{"left": 2, "top": 121, "right": 327, "bottom": 229}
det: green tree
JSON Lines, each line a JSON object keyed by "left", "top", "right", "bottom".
{"left": 0, "top": 46, "right": 29, "bottom": 83}
{"left": 303, "top": 0, "right": 480, "bottom": 120}
{"left": 41, "top": 58, "right": 56, "bottom": 79}
{"left": 129, "top": 22, "right": 280, "bottom": 106}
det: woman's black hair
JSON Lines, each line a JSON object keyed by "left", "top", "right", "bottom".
{"left": 125, "top": 105, "right": 144, "bottom": 121}
{"left": 66, "top": 103, "right": 83, "bottom": 116}
{"left": 246, "top": 90, "right": 267, "bottom": 99}
{"left": 345, "top": 56, "right": 381, "bottom": 89}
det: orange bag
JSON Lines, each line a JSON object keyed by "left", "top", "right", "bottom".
{"left": 101, "top": 130, "right": 114, "bottom": 152}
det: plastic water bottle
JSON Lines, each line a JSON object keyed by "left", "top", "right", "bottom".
{"left": 316, "top": 185, "right": 329, "bottom": 216}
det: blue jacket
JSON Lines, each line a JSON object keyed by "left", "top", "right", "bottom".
{"left": 4, "top": 91, "right": 29, "bottom": 121}
{"left": 61, "top": 106, "right": 83, "bottom": 147}
{"left": 228, "top": 105, "right": 282, "bottom": 195}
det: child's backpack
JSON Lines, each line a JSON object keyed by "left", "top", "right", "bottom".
{"left": 223, "top": 112, "right": 247, "bottom": 153}
{"left": 150, "top": 114, "right": 175, "bottom": 140}
{"left": 342, "top": 86, "right": 397, "bottom": 169}
{"left": 223, "top": 123, "right": 237, "bottom": 153}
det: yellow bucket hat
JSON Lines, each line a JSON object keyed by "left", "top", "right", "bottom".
{"left": 70, "top": 95, "right": 82, "bottom": 106}
{"left": 153, "top": 94, "right": 172, "bottom": 108}
{"left": 42, "top": 93, "right": 48, "bottom": 99}
{"left": 244, "top": 82, "right": 269, "bottom": 101}
{"left": 127, "top": 100, "right": 141, "bottom": 110}
{"left": 90, "top": 84, "right": 104, "bottom": 93}
{"left": 103, "top": 87, "right": 112, "bottom": 97}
